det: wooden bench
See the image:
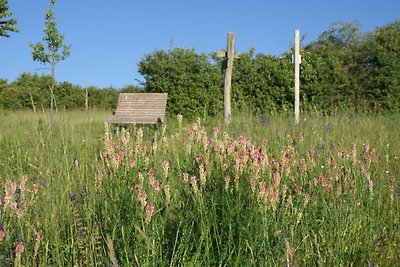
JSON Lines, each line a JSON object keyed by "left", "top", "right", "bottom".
{"left": 105, "top": 93, "right": 168, "bottom": 124}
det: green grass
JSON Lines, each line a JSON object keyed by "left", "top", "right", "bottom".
{"left": 0, "top": 110, "right": 399, "bottom": 266}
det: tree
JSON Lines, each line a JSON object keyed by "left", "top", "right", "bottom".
{"left": 0, "top": 0, "right": 18, "bottom": 37}
{"left": 361, "top": 21, "right": 400, "bottom": 111}
{"left": 302, "top": 21, "right": 367, "bottom": 111}
{"left": 30, "top": 0, "right": 70, "bottom": 112}
{"left": 139, "top": 48, "right": 221, "bottom": 118}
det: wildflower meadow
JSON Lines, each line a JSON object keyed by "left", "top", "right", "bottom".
{"left": 0, "top": 110, "right": 399, "bottom": 266}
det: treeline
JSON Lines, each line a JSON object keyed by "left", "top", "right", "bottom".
{"left": 1, "top": 21, "right": 399, "bottom": 116}
{"left": 0, "top": 73, "right": 142, "bottom": 110}
{"left": 140, "top": 21, "right": 400, "bottom": 117}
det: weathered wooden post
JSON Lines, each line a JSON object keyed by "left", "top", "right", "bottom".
{"left": 216, "top": 32, "right": 236, "bottom": 124}
{"left": 224, "top": 32, "right": 235, "bottom": 124}
{"left": 85, "top": 87, "right": 89, "bottom": 112}
{"left": 293, "top": 29, "right": 301, "bottom": 125}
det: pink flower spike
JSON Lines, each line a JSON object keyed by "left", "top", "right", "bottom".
{"left": 15, "top": 241, "right": 24, "bottom": 254}
{"left": 17, "top": 208, "right": 24, "bottom": 219}
{"left": 0, "top": 230, "right": 5, "bottom": 241}
{"left": 138, "top": 190, "right": 147, "bottom": 207}
{"left": 145, "top": 204, "right": 155, "bottom": 224}
{"left": 304, "top": 193, "right": 311, "bottom": 204}
{"left": 162, "top": 160, "right": 170, "bottom": 177}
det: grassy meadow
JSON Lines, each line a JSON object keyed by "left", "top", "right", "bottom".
{"left": 0, "top": 109, "right": 399, "bottom": 266}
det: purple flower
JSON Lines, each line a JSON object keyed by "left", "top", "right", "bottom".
{"left": 69, "top": 194, "right": 77, "bottom": 201}
{"left": 78, "top": 229, "right": 85, "bottom": 238}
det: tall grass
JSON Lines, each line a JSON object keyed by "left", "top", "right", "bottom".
{"left": 0, "top": 110, "right": 398, "bottom": 266}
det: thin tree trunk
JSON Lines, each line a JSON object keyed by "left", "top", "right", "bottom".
{"left": 51, "top": 61, "right": 57, "bottom": 112}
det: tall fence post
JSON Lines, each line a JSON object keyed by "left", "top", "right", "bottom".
{"left": 294, "top": 29, "right": 301, "bottom": 125}
{"left": 216, "top": 32, "right": 239, "bottom": 124}
{"left": 224, "top": 32, "right": 235, "bottom": 124}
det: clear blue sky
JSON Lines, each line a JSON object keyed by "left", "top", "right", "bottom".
{"left": 1, "top": 0, "right": 399, "bottom": 89}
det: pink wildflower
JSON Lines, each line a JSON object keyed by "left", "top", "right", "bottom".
{"left": 17, "top": 208, "right": 24, "bottom": 219}
{"left": 15, "top": 242, "right": 24, "bottom": 254}
{"left": 258, "top": 181, "right": 267, "bottom": 201}
{"left": 148, "top": 169, "right": 155, "bottom": 180}
{"left": 187, "top": 129, "right": 195, "bottom": 138}
{"left": 297, "top": 133, "right": 304, "bottom": 142}
{"left": 266, "top": 186, "right": 279, "bottom": 204}
{"left": 0, "top": 230, "right": 5, "bottom": 241}
{"left": 191, "top": 176, "right": 199, "bottom": 194}
{"left": 298, "top": 158, "right": 306, "bottom": 173}
{"left": 111, "top": 142, "right": 118, "bottom": 149}
{"left": 341, "top": 149, "right": 350, "bottom": 159}
{"left": 138, "top": 190, "right": 147, "bottom": 207}
{"left": 321, "top": 176, "right": 333, "bottom": 192}
{"left": 273, "top": 172, "right": 281, "bottom": 186}
{"left": 130, "top": 159, "right": 137, "bottom": 167}
{"left": 304, "top": 193, "right": 310, "bottom": 204}
{"left": 238, "top": 134, "right": 248, "bottom": 145}
{"left": 140, "top": 146, "right": 147, "bottom": 156}
{"left": 151, "top": 179, "right": 160, "bottom": 191}
{"left": 222, "top": 163, "right": 228, "bottom": 171}
{"left": 162, "top": 160, "right": 170, "bottom": 178}
{"left": 259, "top": 181, "right": 266, "bottom": 194}
{"left": 291, "top": 183, "right": 302, "bottom": 194}
{"left": 145, "top": 204, "right": 155, "bottom": 224}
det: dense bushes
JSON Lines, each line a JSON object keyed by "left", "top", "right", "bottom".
{"left": 1, "top": 21, "right": 399, "bottom": 116}
{"left": 138, "top": 21, "right": 400, "bottom": 117}
{"left": 138, "top": 48, "right": 223, "bottom": 118}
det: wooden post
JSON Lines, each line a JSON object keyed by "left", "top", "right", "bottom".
{"left": 85, "top": 87, "right": 89, "bottom": 112}
{"left": 294, "top": 29, "right": 301, "bottom": 125}
{"left": 224, "top": 32, "right": 235, "bottom": 124}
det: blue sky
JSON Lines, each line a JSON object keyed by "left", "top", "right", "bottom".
{"left": 1, "top": 0, "right": 399, "bottom": 89}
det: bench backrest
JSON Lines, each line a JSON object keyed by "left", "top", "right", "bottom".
{"left": 115, "top": 92, "right": 167, "bottom": 115}
{"left": 106, "top": 93, "right": 168, "bottom": 124}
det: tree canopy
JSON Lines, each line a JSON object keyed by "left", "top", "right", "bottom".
{"left": 0, "top": 0, "right": 18, "bottom": 37}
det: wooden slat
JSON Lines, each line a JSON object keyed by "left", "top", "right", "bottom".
{"left": 105, "top": 93, "right": 168, "bottom": 124}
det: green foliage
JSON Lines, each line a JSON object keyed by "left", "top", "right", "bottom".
{"left": 120, "top": 84, "right": 144, "bottom": 93}
{"left": 137, "top": 20, "right": 400, "bottom": 117}
{"left": 232, "top": 49, "right": 293, "bottom": 113}
{"left": 0, "top": 73, "right": 51, "bottom": 109}
{"left": 139, "top": 48, "right": 222, "bottom": 118}
{"left": 30, "top": 0, "right": 70, "bottom": 65}
{"left": 86, "top": 86, "right": 119, "bottom": 110}
{"left": 361, "top": 21, "right": 400, "bottom": 111}
{"left": 0, "top": 73, "right": 120, "bottom": 110}
{"left": 0, "top": 0, "right": 18, "bottom": 37}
